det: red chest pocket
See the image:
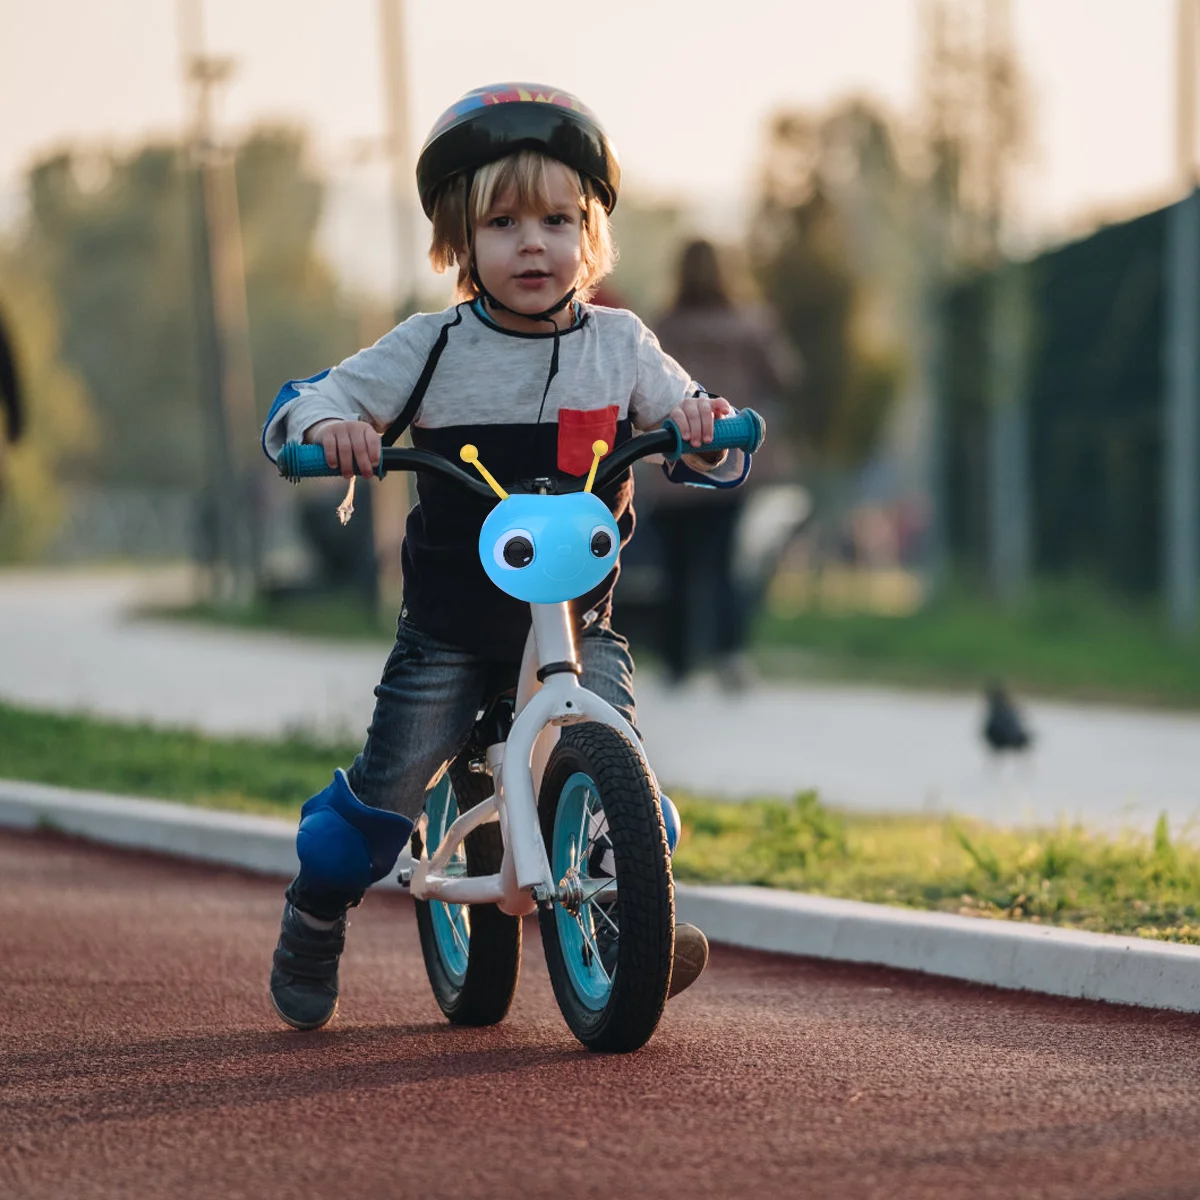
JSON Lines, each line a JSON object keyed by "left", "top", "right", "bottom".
{"left": 557, "top": 405, "right": 619, "bottom": 476}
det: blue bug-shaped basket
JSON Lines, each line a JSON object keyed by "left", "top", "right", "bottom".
{"left": 462, "top": 441, "right": 620, "bottom": 605}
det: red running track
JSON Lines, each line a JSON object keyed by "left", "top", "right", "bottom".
{"left": 4, "top": 829, "right": 1200, "bottom": 1200}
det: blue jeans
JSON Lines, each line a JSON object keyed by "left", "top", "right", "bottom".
{"left": 288, "top": 616, "right": 638, "bottom": 919}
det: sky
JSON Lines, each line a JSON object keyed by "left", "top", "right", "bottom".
{"left": 0, "top": 0, "right": 1183, "bottom": 297}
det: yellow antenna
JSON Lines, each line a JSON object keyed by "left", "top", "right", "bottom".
{"left": 583, "top": 440, "right": 608, "bottom": 494}
{"left": 459, "top": 444, "right": 508, "bottom": 500}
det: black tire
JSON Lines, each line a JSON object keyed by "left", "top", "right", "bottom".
{"left": 413, "top": 754, "right": 521, "bottom": 1026}
{"left": 537, "top": 723, "right": 674, "bottom": 1052}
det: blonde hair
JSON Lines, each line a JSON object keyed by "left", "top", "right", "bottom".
{"left": 428, "top": 149, "right": 616, "bottom": 302}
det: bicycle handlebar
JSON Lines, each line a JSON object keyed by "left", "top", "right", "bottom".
{"left": 276, "top": 408, "right": 766, "bottom": 497}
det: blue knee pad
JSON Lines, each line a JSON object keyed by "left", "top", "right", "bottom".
{"left": 660, "top": 793, "right": 681, "bottom": 856}
{"left": 295, "top": 769, "right": 414, "bottom": 892}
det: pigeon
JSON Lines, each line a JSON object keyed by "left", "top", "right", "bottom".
{"left": 982, "top": 680, "right": 1033, "bottom": 753}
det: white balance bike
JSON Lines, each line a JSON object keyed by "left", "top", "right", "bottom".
{"left": 277, "top": 409, "right": 765, "bottom": 1052}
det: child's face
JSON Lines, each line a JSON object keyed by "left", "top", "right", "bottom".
{"left": 472, "top": 160, "right": 583, "bottom": 320}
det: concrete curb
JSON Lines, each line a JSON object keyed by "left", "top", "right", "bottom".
{"left": 5, "top": 777, "right": 1200, "bottom": 1013}
{"left": 0, "top": 778, "right": 405, "bottom": 890}
{"left": 673, "top": 884, "right": 1200, "bottom": 1012}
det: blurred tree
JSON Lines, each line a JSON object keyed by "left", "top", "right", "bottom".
{"left": 19, "top": 129, "right": 358, "bottom": 488}
{"left": 24, "top": 146, "right": 197, "bottom": 486}
{"left": 919, "top": 0, "right": 1027, "bottom": 271}
{"left": 608, "top": 198, "right": 685, "bottom": 318}
{"left": 234, "top": 128, "right": 359, "bottom": 418}
{"left": 0, "top": 243, "right": 96, "bottom": 560}
{"left": 747, "top": 102, "right": 906, "bottom": 468}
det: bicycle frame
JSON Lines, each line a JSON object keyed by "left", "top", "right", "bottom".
{"left": 406, "top": 598, "right": 650, "bottom": 918}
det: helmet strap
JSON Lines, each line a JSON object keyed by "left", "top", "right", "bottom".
{"left": 469, "top": 261, "right": 577, "bottom": 323}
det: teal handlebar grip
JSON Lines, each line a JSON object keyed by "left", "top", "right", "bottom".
{"left": 662, "top": 408, "right": 766, "bottom": 461}
{"left": 277, "top": 442, "right": 380, "bottom": 482}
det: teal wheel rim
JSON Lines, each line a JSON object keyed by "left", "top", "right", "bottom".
{"left": 425, "top": 776, "right": 470, "bottom": 986}
{"left": 552, "top": 771, "right": 617, "bottom": 1011}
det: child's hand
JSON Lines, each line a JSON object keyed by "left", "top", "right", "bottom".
{"left": 304, "top": 418, "right": 381, "bottom": 479}
{"left": 668, "top": 392, "right": 734, "bottom": 449}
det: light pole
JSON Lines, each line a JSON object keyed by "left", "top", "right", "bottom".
{"left": 980, "top": 0, "right": 1031, "bottom": 605}
{"left": 379, "top": 0, "right": 417, "bottom": 318}
{"left": 914, "top": 0, "right": 955, "bottom": 597}
{"left": 373, "top": 0, "right": 417, "bottom": 607}
{"left": 178, "top": 0, "right": 260, "bottom": 605}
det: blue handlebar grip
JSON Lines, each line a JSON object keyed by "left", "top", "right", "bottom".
{"left": 277, "top": 442, "right": 340, "bottom": 481}
{"left": 277, "top": 442, "right": 383, "bottom": 482}
{"left": 663, "top": 408, "right": 766, "bottom": 461}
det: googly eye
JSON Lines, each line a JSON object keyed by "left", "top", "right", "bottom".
{"left": 494, "top": 529, "right": 535, "bottom": 569}
{"left": 589, "top": 526, "right": 615, "bottom": 558}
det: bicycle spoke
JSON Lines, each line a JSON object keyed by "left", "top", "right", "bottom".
{"left": 586, "top": 896, "right": 620, "bottom": 937}
{"left": 445, "top": 904, "right": 469, "bottom": 957}
{"left": 576, "top": 913, "right": 609, "bottom": 981}
{"left": 578, "top": 921, "right": 604, "bottom": 979}
{"left": 576, "top": 790, "right": 592, "bottom": 862}
{"left": 588, "top": 795, "right": 609, "bottom": 853}
{"left": 582, "top": 797, "right": 611, "bottom": 863}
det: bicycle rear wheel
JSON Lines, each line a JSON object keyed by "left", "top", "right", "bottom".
{"left": 537, "top": 723, "right": 674, "bottom": 1052}
{"left": 413, "top": 756, "right": 521, "bottom": 1026}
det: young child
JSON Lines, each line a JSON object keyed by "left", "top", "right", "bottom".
{"left": 261, "top": 83, "right": 752, "bottom": 1031}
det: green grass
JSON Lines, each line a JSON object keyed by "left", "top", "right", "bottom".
{"left": 0, "top": 702, "right": 354, "bottom": 818}
{"left": 6, "top": 702, "right": 1199, "bottom": 943}
{"left": 672, "top": 791, "right": 1200, "bottom": 944}
{"left": 758, "top": 578, "right": 1200, "bottom": 708}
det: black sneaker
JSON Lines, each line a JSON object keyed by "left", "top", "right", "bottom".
{"left": 269, "top": 902, "right": 347, "bottom": 1030}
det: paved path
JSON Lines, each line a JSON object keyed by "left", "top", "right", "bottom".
{"left": 3, "top": 568, "right": 1200, "bottom": 835}
{"left": 5, "top": 830, "right": 1200, "bottom": 1200}
{"left": 7, "top": 830, "right": 1200, "bottom": 1195}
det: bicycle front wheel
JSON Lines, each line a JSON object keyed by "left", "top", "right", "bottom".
{"left": 537, "top": 723, "right": 674, "bottom": 1052}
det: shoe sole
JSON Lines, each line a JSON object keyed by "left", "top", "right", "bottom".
{"left": 269, "top": 990, "right": 338, "bottom": 1031}
{"left": 667, "top": 924, "right": 710, "bottom": 999}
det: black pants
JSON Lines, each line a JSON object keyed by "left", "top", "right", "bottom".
{"left": 651, "top": 501, "right": 745, "bottom": 682}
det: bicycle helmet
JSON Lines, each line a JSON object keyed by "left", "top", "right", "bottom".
{"left": 416, "top": 83, "right": 620, "bottom": 219}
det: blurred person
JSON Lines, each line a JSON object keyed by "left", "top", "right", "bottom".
{"left": 650, "top": 239, "right": 801, "bottom": 687}
{"left": 0, "top": 305, "right": 24, "bottom": 499}
{"left": 259, "top": 85, "right": 769, "bottom": 1031}
{"left": 587, "top": 280, "right": 627, "bottom": 309}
